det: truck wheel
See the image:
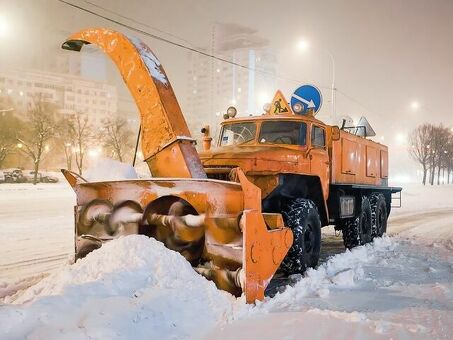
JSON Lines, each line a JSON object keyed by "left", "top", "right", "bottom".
{"left": 281, "top": 198, "right": 321, "bottom": 274}
{"left": 342, "top": 196, "right": 372, "bottom": 249}
{"left": 370, "top": 193, "right": 387, "bottom": 237}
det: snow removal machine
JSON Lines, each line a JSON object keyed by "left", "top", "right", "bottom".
{"left": 62, "top": 28, "right": 401, "bottom": 303}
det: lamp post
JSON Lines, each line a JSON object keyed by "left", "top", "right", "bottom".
{"left": 325, "top": 50, "right": 336, "bottom": 123}
{"left": 297, "top": 39, "right": 336, "bottom": 122}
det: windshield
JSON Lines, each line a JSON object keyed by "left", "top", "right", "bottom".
{"left": 259, "top": 121, "right": 307, "bottom": 145}
{"left": 220, "top": 122, "right": 257, "bottom": 146}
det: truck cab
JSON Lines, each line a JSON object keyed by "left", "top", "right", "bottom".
{"left": 200, "top": 112, "right": 332, "bottom": 223}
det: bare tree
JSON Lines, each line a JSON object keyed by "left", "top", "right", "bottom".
{"left": 433, "top": 125, "right": 450, "bottom": 185}
{"left": 17, "top": 99, "right": 57, "bottom": 185}
{"left": 409, "top": 124, "right": 433, "bottom": 185}
{"left": 100, "top": 117, "right": 134, "bottom": 163}
{"left": 0, "top": 111, "right": 24, "bottom": 168}
{"left": 447, "top": 135, "right": 453, "bottom": 184}
{"left": 57, "top": 116, "right": 75, "bottom": 171}
{"left": 60, "top": 112, "right": 94, "bottom": 175}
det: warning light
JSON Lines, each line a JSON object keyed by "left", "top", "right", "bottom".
{"left": 292, "top": 102, "right": 304, "bottom": 113}
{"left": 227, "top": 106, "right": 237, "bottom": 118}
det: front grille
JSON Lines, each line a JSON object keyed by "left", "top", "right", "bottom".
{"left": 207, "top": 172, "right": 231, "bottom": 181}
{"left": 204, "top": 165, "right": 236, "bottom": 181}
{"left": 205, "top": 165, "right": 236, "bottom": 169}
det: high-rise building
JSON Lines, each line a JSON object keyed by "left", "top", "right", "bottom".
{"left": 186, "top": 23, "right": 277, "bottom": 140}
{"left": 0, "top": 68, "right": 117, "bottom": 125}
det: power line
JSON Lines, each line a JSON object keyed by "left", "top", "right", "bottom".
{"left": 336, "top": 89, "right": 378, "bottom": 116}
{"left": 57, "top": 0, "right": 377, "bottom": 116}
{"left": 56, "top": 0, "right": 330, "bottom": 89}
{"left": 84, "top": 0, "right": 199, "bottom": 49}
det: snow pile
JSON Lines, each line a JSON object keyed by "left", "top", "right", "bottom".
{"left": 84, "top": 158, "right": 138, "bottom": 182}
{"left": 211, "top": 236, "right": 451, "bottom": 338}
{"left": 2, "top": 234, "right": 451, "bottom": 339}
{"left": 0, "top": 235, "right": 236, "bottom": 339}
{"left": 256, "top": 236, "right": 396, "bottom": 312}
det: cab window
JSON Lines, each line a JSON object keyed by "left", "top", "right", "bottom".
{"left": 259, "top": 121, "right": 307, "bottom": 146}
{"left": 220, "top": 122, "right": 257, "bottom": 146}
{"left": 311, "top": 125, "right": 326, "bottom": 148}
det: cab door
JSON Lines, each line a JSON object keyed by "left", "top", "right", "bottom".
{"left": 309, "top": 124, "right": 330, "bottom": 199}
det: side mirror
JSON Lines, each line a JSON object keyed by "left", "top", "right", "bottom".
{"left": 331, "top": 126, "right": 341, "bottom": 141}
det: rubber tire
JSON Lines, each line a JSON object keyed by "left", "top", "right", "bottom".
{"left": 342, "top": 196, "right": 372, "bottom": 249}
{"left": 281, "top": 198, "right": 321, "bottom": 274}
{"left": 370, "top": 193, "right": 388, "bottom": 237}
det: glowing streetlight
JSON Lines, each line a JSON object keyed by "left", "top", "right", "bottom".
{"left": 0, "top": 15, "right": 10, "bottom": 38}
{"left": 297, "top": 39, "right": 310, "bottom": 51}
{"left": 410, "top": 101, "right": 420, "bottom": 110}
{"left": 395, "top": 133, "right": 407, "bottom": 145}
{"left": 88, "top": 147, "right": 102, "bottom": 158}
{"left": 16, "top": 143, "right": 23, "bottom": 149}
{"left": 296, "top": 38, "right": 336, "bottom": 122}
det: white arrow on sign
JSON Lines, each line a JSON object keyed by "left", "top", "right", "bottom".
{"left": 291, "top": 94, "right": 315, "bottom": 109}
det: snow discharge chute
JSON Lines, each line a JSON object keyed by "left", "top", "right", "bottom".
{"left": 61, "top": 28, "right": 293, "bottom": 303}
{"left": 62, "top": 28, "right": 205, "bottom": 178}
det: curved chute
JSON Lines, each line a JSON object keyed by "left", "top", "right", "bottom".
{"left": 62, "top": 28, "right": 205, "bottom": 178}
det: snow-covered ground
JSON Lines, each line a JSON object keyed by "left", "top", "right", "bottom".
{"left": 0, "top": 181, "right": 452, "bottom": 339}
{"left": 0, "top": 183, "right": 74, "bottom": 283}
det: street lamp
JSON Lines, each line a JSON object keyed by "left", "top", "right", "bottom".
{"left": 395, "top": 132, "right": 407, "bottom": 146}
{"left": 0, "top": 15, "right": 9, "bottom": 38}
{"left": 297, "top": 39, "right": 309, "bottom": 51}
{"left": 296, "top": 39, "right": 336, "bottom": 122}
{"left": 410, "top": 101, "right": 420, "bottom": 110}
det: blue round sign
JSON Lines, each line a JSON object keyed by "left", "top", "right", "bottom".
{"left": 290, "top": 84, "right": 323, "bottom": 115}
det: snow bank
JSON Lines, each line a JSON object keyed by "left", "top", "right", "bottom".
{"left": 84, "top": 158, "right": 138, "bottom": 182}
{"left": 0, "top": 235, "right": 236, "bottom": 339}
{"left": 210, "top": 235, "right": 452, "bottom": 339}
{"left": 2, "top": 234, "right": 451, "bottom": 339}
{"left": 255, "top": 236, "right": 396, "bottom": 313}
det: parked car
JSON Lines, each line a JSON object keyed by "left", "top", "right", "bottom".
{"left": 3, "top": 168, "right": 27, "bottom": 183}
{"left": 41, "top": 172, "right": 59, "bottom": 183}
{"left": 23, "top": 170, "right": 43, "bottom": 183}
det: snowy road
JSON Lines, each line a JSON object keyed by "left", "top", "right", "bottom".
{"left": 0, "top": 183, "right": 452, "bottom": 339}
{"left": 0, "top": 184, "right": 74, "bottom": 283}
{"left": 390, "top": 208, "right": 453, "bottom": 242}
{"left": 1, "top": 183, "right": 451, "bottom": 285}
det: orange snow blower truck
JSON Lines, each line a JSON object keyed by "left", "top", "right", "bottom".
{"left": 62, "top": 28, "right": 401, "bottom": 303}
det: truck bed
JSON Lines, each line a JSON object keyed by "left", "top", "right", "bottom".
{"left": 330, "top": 130, "right": 388, "bottom": 187}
